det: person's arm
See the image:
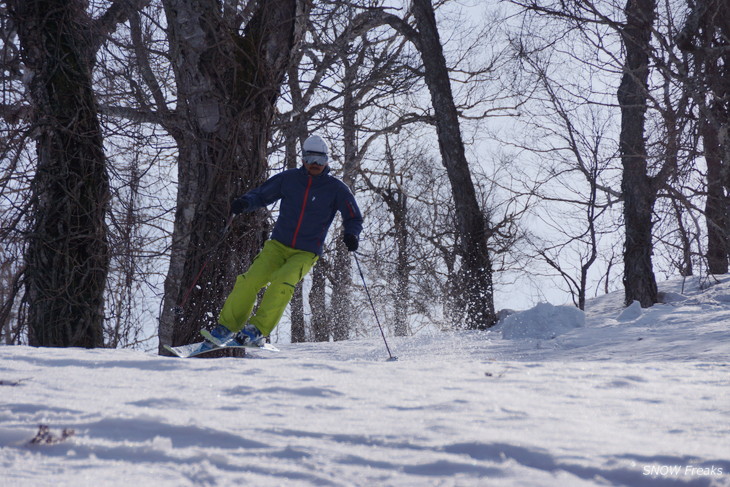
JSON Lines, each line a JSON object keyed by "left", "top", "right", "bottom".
{"left": 232, "top": 171, "right": 286, "bottom": 213}
{"left": 339, "top": 186, "right": 363, "bottom": 251}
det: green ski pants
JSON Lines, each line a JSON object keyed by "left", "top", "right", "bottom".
{"left": 218, "top": 239, "right": 318, "bottom": 336}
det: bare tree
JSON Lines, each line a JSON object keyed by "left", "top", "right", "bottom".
{"left": 326, "top": 3, "right": 419, "bottom": 340}
{"left": 360, "top": 137, "right": 413, "bottom": 336}
{"left": 8, "top": 0, "right": 148, "bottom": 347}
{"left": 402, "top": 0, "right": 497, "bottom": 329}
{"left": 511, "top": 0, "right": 691, "bottom": 307}
{"left": 309, "top": 258, "right": 329, "bottom": 342}
{"left": 157, "top": 0, "right": 305, "bottom": 352}
{"left": 0, "top": 6, "right": 29, "bottom": 344}
{"left": 677, "top": 0, "right": 730, "bottom": 275}
{"left": 275, "top": 1, "right": 425, "bottom": 341}
{"left": 0, "top": 256, "right": 22, "bottom": 344}
{"left": 102, "top": 120, "right": 171, "bottom": 349}
{"left": 505, "top": 32, "right": 623, "bottom": 309}
{"left": 617, "top": 0, "right": 660, "bottom": 307}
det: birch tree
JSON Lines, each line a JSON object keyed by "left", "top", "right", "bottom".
{"left": 158, "top": 0, "right": 305, "bottom": 352}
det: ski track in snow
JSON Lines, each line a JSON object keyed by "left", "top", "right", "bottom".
{"left": 1, "top": 276, "right": 729, "bottom": 486}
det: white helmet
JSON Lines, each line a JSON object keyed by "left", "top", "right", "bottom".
{"left": 302, "top": 135, "right": 329, "bottom": 166}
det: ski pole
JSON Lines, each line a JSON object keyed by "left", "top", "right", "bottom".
{"left": 353, "top": 252, "right": 398, "bottom": 362}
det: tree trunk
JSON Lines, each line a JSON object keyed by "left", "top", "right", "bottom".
{"left": 375, "top": 141, "right": 411, "bottom": 336}
{"left": 618, "top": 0, "right": 657, "bottom": 307}
{"left": 12, "top": 0, "right": 109, "bottom": 347}
{"left": 283, "top": 63, "right": 311, "bottom": 342}
{"left": 310, "top": 259, "right": 329, "bottom": 342}
{"left": 289, "top": 286, "right": 305, "bottom": 343}
{"left": 393, "top": 190, "right": 410, "bottom": 336}
{"left": 703, "top": 118, "right": 729, "bottom": 274}
{"left": 410, "top": 0, "right": 496, "bottom": 329}
{"left": 158, "top": 0, "right": 302, "bottom": 352}
{"left": 331, "top": 65, "right": 358, "bottom": 341}
{"left": 684, "top": 0, "right": 730, "bottom": 274}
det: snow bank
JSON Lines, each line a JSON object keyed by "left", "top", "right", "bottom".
{"left": 1, "top": 275, "right": 729, "bottom": 486}
{"left": 617, "top": 300, "right": 643, "bottom": 321}
{"left": 499, "top": 302, "right": 585, "bottom": 340}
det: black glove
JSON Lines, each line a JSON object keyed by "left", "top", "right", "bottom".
{"left": 231, "top": 197, "right": 249, "bottom": 215}
{"left": 343, "top": 233, "right": 359, "bottom": 252}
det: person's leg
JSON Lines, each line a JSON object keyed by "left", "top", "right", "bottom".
{"left": 249, "top": 244, "right": 318, "bottom": 336}
{"left": 218, "top": 240, "right": 285, "bottom": 332}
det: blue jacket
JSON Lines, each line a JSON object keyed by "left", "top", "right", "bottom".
{"left": 239, "top": 166, "right": 363, "bottom": 255}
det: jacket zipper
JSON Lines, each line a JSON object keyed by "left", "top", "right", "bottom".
{"left": 291, "top": 175, "right": 313, "bottom": 248}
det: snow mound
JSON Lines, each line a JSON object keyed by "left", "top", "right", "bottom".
{"left": 616, "top": 300, "right": 643, "bottom": 321}
{"left": 500, "top": 302, "right": 585, "bottom": 340}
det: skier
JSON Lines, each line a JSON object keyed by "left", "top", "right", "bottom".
{"left": 204, "top": 135, "right": 363, "bottom": 348}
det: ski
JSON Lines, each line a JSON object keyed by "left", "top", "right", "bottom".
{"left": 164, "top": 340, "right": 279, "bottom": 358}
{"left": 199, "top": 328, "right": 278, "bottom": 350}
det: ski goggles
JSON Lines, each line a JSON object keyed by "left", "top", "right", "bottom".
{"left": 303, "top": 151, "right": 328, "bottom": 166}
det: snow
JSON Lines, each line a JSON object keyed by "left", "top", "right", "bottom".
{"left": 1, "top": 276, "right": 729, "bottom": 486}
{"left": 498, "top": 302, "right": 585, "bottom": 340}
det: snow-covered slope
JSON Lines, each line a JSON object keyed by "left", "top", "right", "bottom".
{"left": 1, "top": 276, "right": 728, "bottom": 486}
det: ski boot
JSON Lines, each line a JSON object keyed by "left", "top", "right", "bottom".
{"left": 232, "top": 323, "right": 265, "bottom": 347}
{"left": 202, "top": 324, "right": 264, "bottom": 347}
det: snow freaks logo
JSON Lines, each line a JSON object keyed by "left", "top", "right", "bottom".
{"left": 642, "top": 464, "right": 724, "bottom": 478}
